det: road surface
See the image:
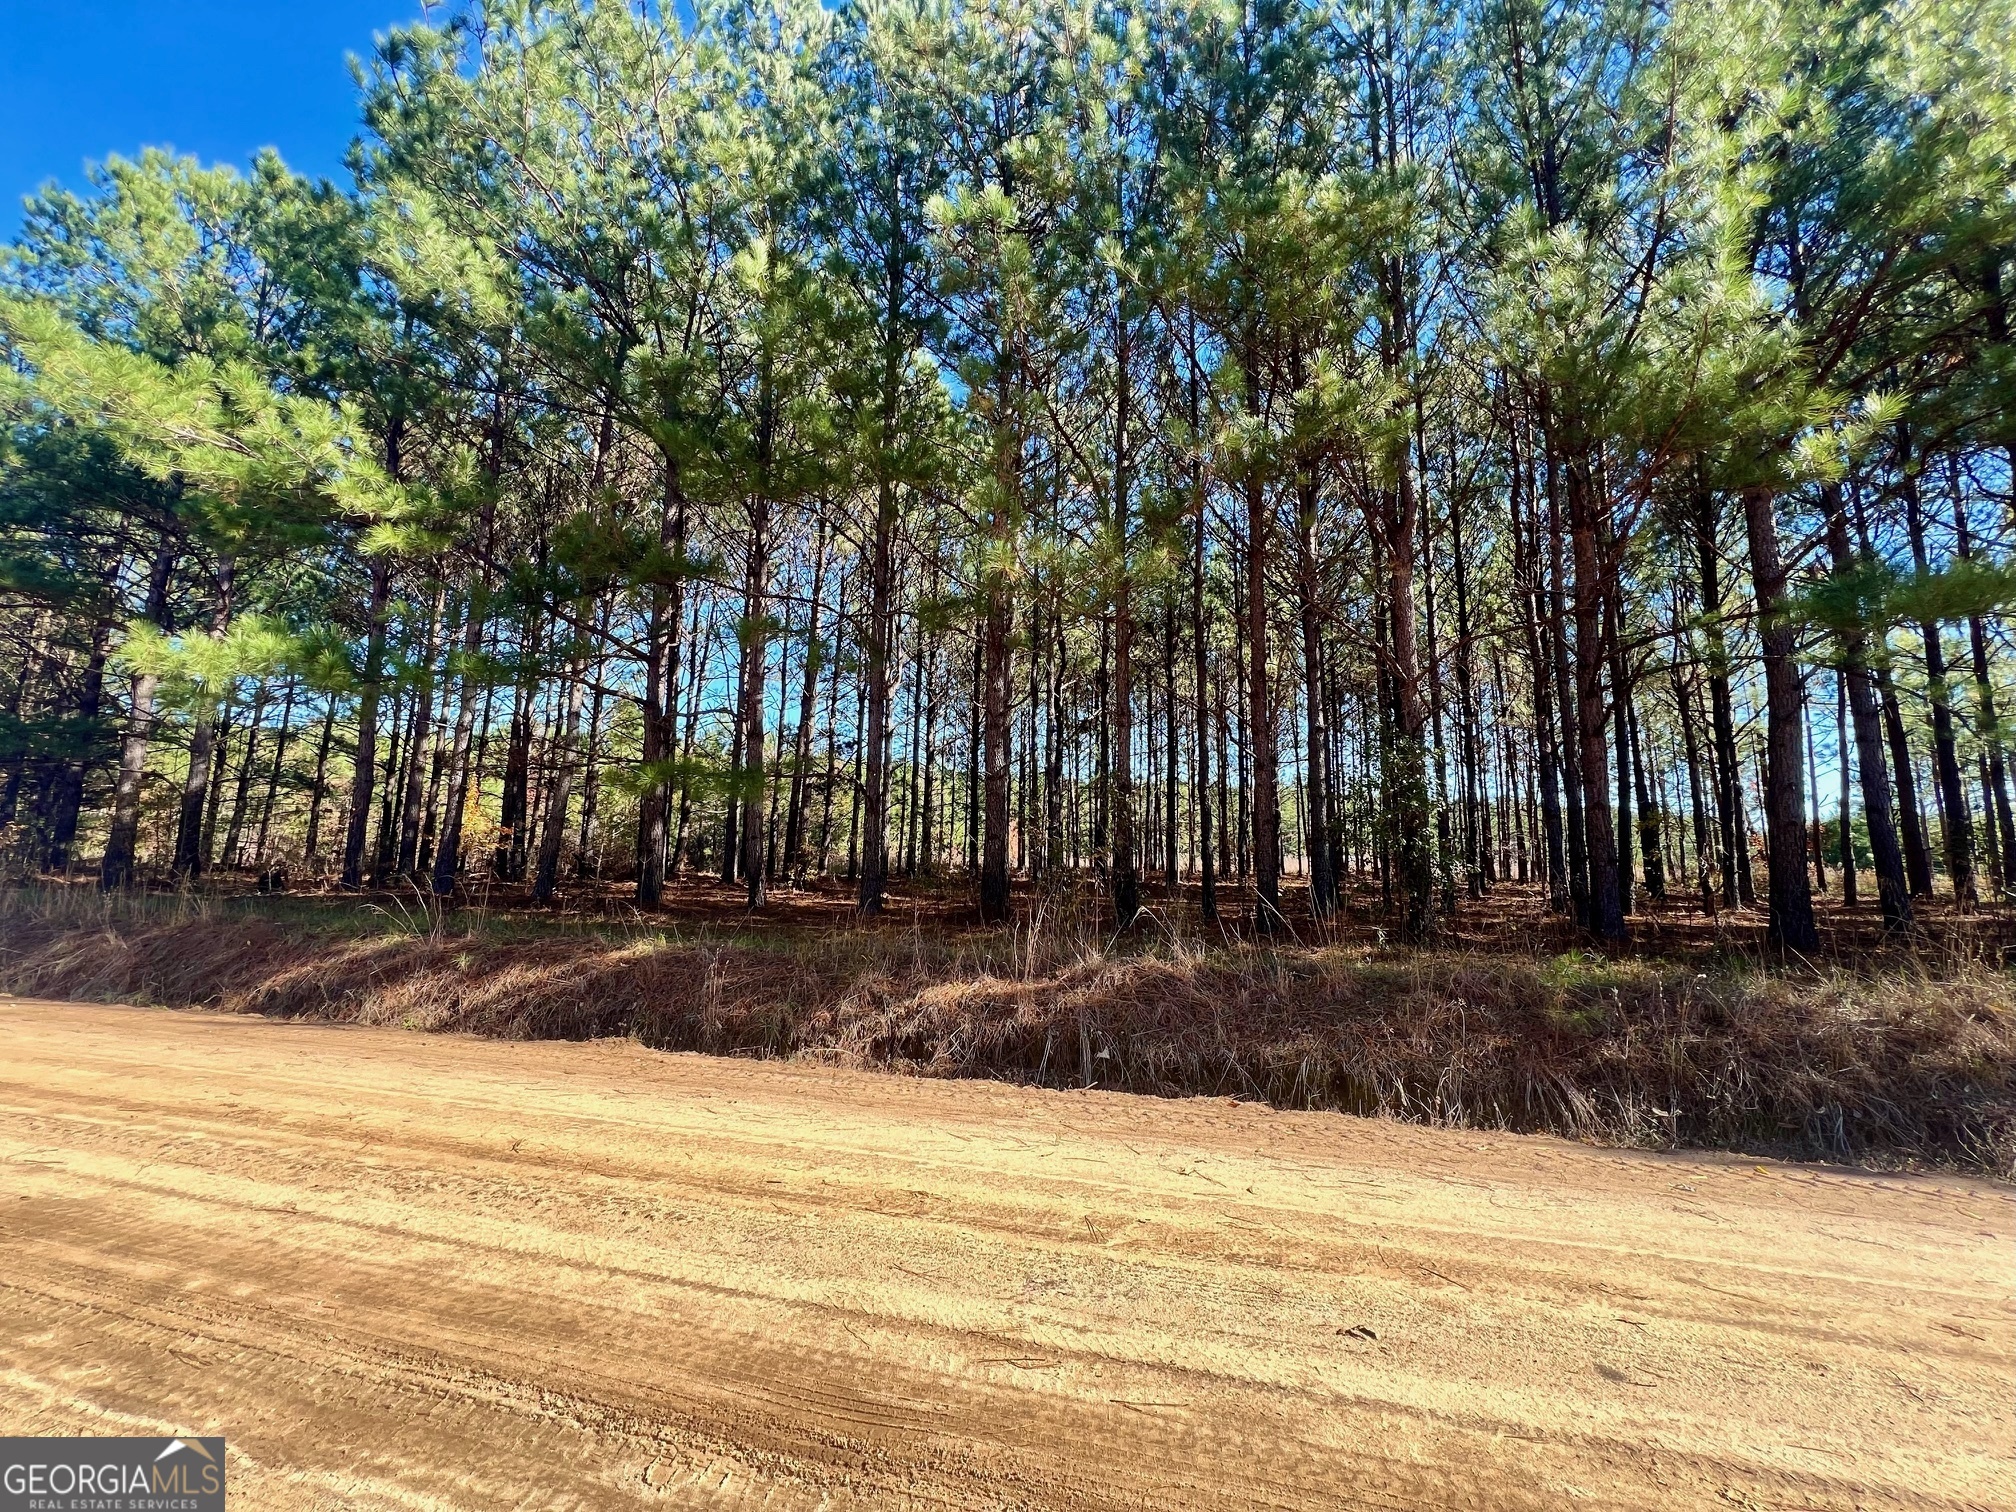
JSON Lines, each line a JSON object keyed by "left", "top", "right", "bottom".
{"left": 0, "top": 996, "right": 2007, "bottom": 1509}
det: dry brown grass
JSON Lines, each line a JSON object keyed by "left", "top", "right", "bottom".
{"left": 4, "top": 885, "right": 2011, "bottom": 1176}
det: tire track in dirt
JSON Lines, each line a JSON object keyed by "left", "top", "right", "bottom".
{"left": 0, "top": 997, "right": 2007, "bottom": 1509}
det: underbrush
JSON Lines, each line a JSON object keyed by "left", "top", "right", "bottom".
{"left": 3, "top": 885, "right": 2011, "bottom": 1177}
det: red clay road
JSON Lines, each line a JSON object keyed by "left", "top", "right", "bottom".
{"left": 0, "top": 996, "right": 2008, "bottom": 1509}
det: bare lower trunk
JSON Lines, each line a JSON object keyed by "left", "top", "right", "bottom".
{"left": 432, "top": 594, "right": 488, "bottom": 898}
{"left": 100, "top": 671, "right": 158, "bottom": 889}
{"left": 1954, "top": 491, "right": 2016, "bottom": 893}
{"left": 531, "top": 660, "right": 587, "bottom": 904}
{"left": 1629, "top": 696, "right": 1664, "bottom": 902}
{"left": 304, "top": 700, "right": 337, "bottom": 871}
{"left": 1693, "top": 486, "right": 1752, "bottom": 908}
{"left": 1742, "top": 485, "right": 1819, "bottom": 952}
{"left": 1247, "top": 468, "right": 1280, "bottom": 930}
{"left": 1296, "top": 472, "right": 1336, "bottom": 919}
{"left": 1875, "top": 661, "right": 1934, "bottom": 898}
{"left": 1837, "top": 671, "right": 1859, "bottom": 909}
{"left": 979, "top": 359, "right": 1016, "bottom": 926}
{"left": 1898, "top": 453, "right": 1974, "bottom": 906}
{"left": 1567, "top": 465, "right": 1623, "bottom": 940}
{"left": 636, "top": 457, "right": 686, "bottom": 908}
{"left": 1191, "top": 488, "right": 1216, "bottom": 923}
{"left": 738, "top": 530, "right": 770, "bottom": 912}
{"left": 397, "top": 583, "right": 446, "bottom": 877}
{"left": 1671, "top": 643, "right": 1716, "bottom": 915}
{"left": 784, "top": 518, "right": 830, "bottom": 879}
{"left": 250, "top": 678, "right": 297, "bottom": 868}
{"left": 859, "top": 477, "right": 897, "bottom": 916}
{"left": 980, "top": 575, "right": 1012, "bottom": 924}
{"left": 342, "top": 558, "right": 393, "bottom": 890}
{"left": 174, "top": 557, "right": 237, "bottom": 882}
{"left": 221, "top": 682, "right": 270, "bottom": 868}
{"left": 1112, "top": 580, "right": 1137, "bottom": 928}
{"left": 1511, "top": 467, "right": 1567, "bottom": 909}
{"left": 1548, "top": 470, "right": 1588, "bottom": 920}
{"left": 1823, "top": 492, "right": 1909, "bottom": 930}
{"left": 99, "top": 538, "right": 175, "bottom": 889}
{"left": 44, "top": 624, "right": 108, "bottom": 874}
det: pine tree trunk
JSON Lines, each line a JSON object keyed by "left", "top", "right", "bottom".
{"left": 173, "top": 708, "right": 221, "bottom": 879}
{"left": 974, "top": 627, "right": 988, "bottom": 875}
{"left": 1421, "top": 459, "right": 1455, "bottom": 922}
{"left": 920, "top": 621, "right": 940, "bottom": 874}
{"left": 815, "top": 573, "right": 846, "bottom": 876}
{"left": 199, "top": 695, "right": 235, "bottom": 871}
{"left": 1247, "top": 461, "right": 1281, "bottom": 930}
{"left": 784, "top": 516, "right": 830, "bottom": 879}
{"left": 1873, "top": 662, "right": 1933, "bottom": 898}
{"left": 342, "top": 557, "right": 393, "bottom": 890}
{"left": 738, "top": 481, "right": 773, "bottom": 910}
{"left": 497, "top": 631, "right": 536, "bottom": 883}
{"left": 1803, "top": 677, "right": 1828, "bottom": 894}
{"left": 722, "top": 679, "right": 743, "bottom": 887}
{"left": 532, "top": 659, "right": 587, "bottom": 904}
{"left": 1450, "top": 479, "right": 1484, "bottom": 899}
{"left": 1837, "top": 670, "right": 1859, "bottom": 909}
{"left": 1512, "top": 466, "right": 1568, "bottom": 909}
{"left": 574, "top": 616, "right": 606, "bottom": 881}
{"left": 1822, "top": 489, "right": 1910, "bottom": 929}
{"left": 1108, "top": 311, "right": 1139, "bottom": 926}
{"left": 1695, "top": 487, "right": 1753, "bottom": 908}
{"left": 1233, "top": 545, "right": 1249, "bottom": 883}
{"left": 371, "top": 683, "right": 408, "bottom": 885}
{"left": 1295, "top": 469, "right": 1336, "bottom": 919}
{"left": 636, "top": 456, "right": 687, "bottom": 906}
{"left": 434, "top": 409, "right": 503, "bottom": 897}
{"left": 979, "top": 350, "right": 1017, "bottom": 925}
{"left": 1606, "top": 584, "right": 1634, "bottom": 917}
{"left": 221, "top": 681, "right": 270, "bottom": 869}
{"left": 859, "top": 482, "right": 898, "bottom": 915}
{"left": 432, "top": 598, "right": 487, "bottom": 895}
{"left": 174, "top": 557, "right": 237, "bottom": 882}
{"left": 1163, "top": 593, "right": 1179, "bottom": 893}
{"left": 1191, "top": 476, "right": 1216, "bottom": 923}
{"left": 398, "top": 582, "right": 447, "bottom": 878}
{"left": 1547, "top": 467, "right": 1589, "bottom": 920}
{"left": 249, "top": 677, "right": 297, "bottom": 868}
{"left": 100, "top": 544, "right": 175, "bottom": 887}
{"left": 1671, "top": 641, "right": 1716, "bottom": 914}
{"left": 1629, "top": 694, "right": 1665, "bottom": 901}
{"left": 46, "top": 621, "right": 109, "bottom": 875}
{"left": 671, "top": 600, "right": 706, "bottom": 878}
{"left": 1954, "top": 492, "right": 2016, "bottom": 893}
{"left": 981, "top": 556, "right": 1013, "bottom": 923}
{"left": 1741, "top": 484, "right": 1820, "bottom": 952}
{"left": 1111, "top": 585, "right": 1139, "bottom": 920}
{"left": 303, "top": 699, "right": 337, "bottom": 871}
{"left": 1567, "top": 462, "right": 1624, "bottom": 940}
{"left": 1899, "top": 452, "right": 1975, "bottom": 907}
{"left": 101, "top": 664, "right": 161, "bottom": 890}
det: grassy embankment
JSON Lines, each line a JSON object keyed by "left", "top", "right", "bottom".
{"left": 2, "top": 881, "right": 2010, "bottom": 1176}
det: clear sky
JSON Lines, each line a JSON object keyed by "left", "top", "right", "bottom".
{"left": 0, "top": 1, "right": 431, "bottom": 234}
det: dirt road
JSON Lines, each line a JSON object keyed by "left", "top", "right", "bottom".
{"left": 0, "top": 998, "right": 2006, "bottom": 1510}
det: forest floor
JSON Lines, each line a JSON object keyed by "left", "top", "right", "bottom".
{"left": 3, "top": 874, "right": 2015, "bottom": 1175}
{"left": 0, "top": 996, "right": 2008, "bottom": 1510}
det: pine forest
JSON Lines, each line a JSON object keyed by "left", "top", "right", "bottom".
{"left": 3, "top": 0, "right": 2013, "bottom": 968}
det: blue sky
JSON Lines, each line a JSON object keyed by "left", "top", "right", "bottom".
{"left": 0, "top": 1, "right": 431, "bottom": 234}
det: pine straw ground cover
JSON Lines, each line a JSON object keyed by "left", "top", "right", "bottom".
{"left": 3, "top": 886, "right": 2011, "bottom": 1177}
